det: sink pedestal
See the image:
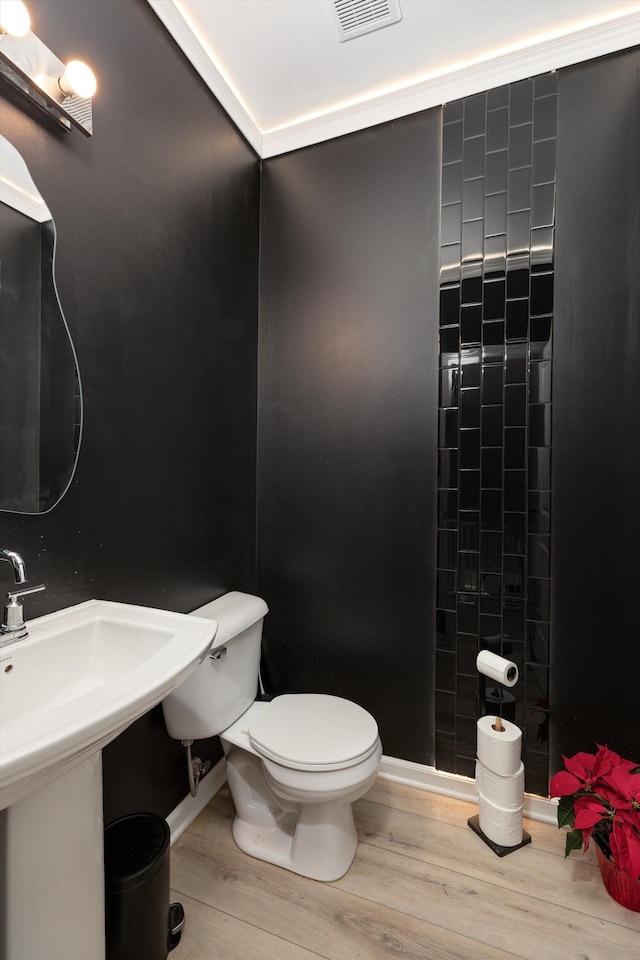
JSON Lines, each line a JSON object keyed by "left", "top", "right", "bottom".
{"left": 1, "top": 752, "right": 105, "bottom": 960}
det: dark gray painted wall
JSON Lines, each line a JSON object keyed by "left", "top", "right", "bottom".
{"left": 0, "top": 0, "right": 260, "bottom": 820}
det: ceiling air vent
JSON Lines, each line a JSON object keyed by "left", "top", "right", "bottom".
{"left": 333, "top": 0, "right": 402, "bottom": 42}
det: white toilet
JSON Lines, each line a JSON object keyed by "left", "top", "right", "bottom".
{"left": 162, "top": 591, "right": 382, "bottom": 881}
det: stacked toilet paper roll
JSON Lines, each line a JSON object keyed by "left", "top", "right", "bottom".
{"left": 476, "top": 715, "right": 524, "bottom": 847}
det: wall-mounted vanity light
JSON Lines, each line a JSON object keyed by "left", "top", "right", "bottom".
{"left": 0, "top": 1, "right": 96, "bottom": 135}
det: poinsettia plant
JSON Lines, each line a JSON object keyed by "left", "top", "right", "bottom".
{"left": 550, "top": 744, "right": 640, "bottom": 883}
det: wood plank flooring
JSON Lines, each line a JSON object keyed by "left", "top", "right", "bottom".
{"left": 170, "top": 778, "right": 640, "bottom": 960}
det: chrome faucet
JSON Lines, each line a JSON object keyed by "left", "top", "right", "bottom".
{"left": 1, "top": 549, "right": 45, "bottom": 646}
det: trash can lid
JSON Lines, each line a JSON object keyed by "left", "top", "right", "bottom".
{"left": 104, "top": 813, "right": 170, "bottom": 882}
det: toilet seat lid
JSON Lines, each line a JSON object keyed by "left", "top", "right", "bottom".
{"left": 248, "top": 694, "right": 379, "bottom": 771}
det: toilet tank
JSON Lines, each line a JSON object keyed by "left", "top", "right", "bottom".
{"left": 161, "top": 592, "right": 268, "bottom": 741}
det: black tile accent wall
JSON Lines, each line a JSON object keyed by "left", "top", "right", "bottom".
{"left": 437, "top": 76, "right": 556, "bottom": 795}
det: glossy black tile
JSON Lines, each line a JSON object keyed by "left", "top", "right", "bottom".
{"left": 440, "top": 284, "right": 461, "bottom": 326}
{"left": 528, "top": 534, "right": 550, "bottom": 578}
{"left": 504, "top": 470, "right": 527, "bottom": 511}
{"left": 442, "top": 160, "right": 464, "bottom": 206}
{"left": 505, "top": 342, "right": 528, "bottom": 383}
{"left": 532, "top": 137, "right": 556, "bottom": 184}
{"left": 527, "top": 620, "right": 549, "bottom": 665}
{"left": 464, "top": 135, "right": 485, "bottom": 179}
{"left": 529, "top": 317, "right": 552, "bottom": 359}
{"left": 443, "top": 120, "right": 464, "bottom": 163}
{"left": 462, "top": 219, "right": 484, "bottom": 262}
{"left": 461, "top": 305, "right": 482, "bottom": 345}
{"left": 437, "top": 570, "right": 457, "bottom": 610}
{"left": 482, "top": 342, "right": 505, "bottom": 364}
{"left": 534, "top": 71, "right": 557, "bottom": 98}
{"left": 526, "top": 663, "right": 549, "bottom": 709}
{"left": 456, "top": 752, "right": 477, "bottom": 779}
{"left": 459, "top": 429, "right": 480, "bottom": 469}
{"left": 441, "top": 349, "right": 459, "bottom": 370}
{"left": 456, "top": 715, "right": 478, "bottom": 756}
{"left": 460, "top": 471, "right": 480, "bottom": 511}
{"left": 503, "top": 598, "right": 525, "bottom": 642}
{"left": 485, "top": 149, "right": 508, "bottom": 194}
{"left": 436, "top": 608, "right": 457, "bottom": 650}
{"left": 440, "top": 242, "right": 461, "bottom": 283}
{"left": 487, "top": 106, "right": 509, "bottom": 152}
{"left": 483, "top": 320, "right": 504, "bottom": 346}
{"left": 504, "top": 427, "right": 526, "bottom": 468}
{"left": 436, "top": 689, "right": 456, "bottom": 727}
{"left": 482, "top": 363, "right": 503, "bottom": 405}
{"left": 487, "top": 84, "right": 509, "bottom": 109}
{"left": 530, "top": 272, "right": 554, "bottom": 315}
{"left": 504, "top": 512, "right": 527, "bottom": 554}
{"left": 528, "top": 578, "right": 550, "bottom": 622}
{"left": 461, "top": 275, "right": 483, "bottom": 305}
{"left": 444, "top": 99, "right": 464, "bottom": 123}
{"left": 463, "top": 177, "right": 485, "bottom": 221}
{"left": 531, "top": 227, "right": 554, "bottom": 270}
{"left": 481, "top": 572, "right": 502, "bottom": 607}
{"left": 481, "top": 489, "right": 502, "bottom": 531}
{"left": 510, "top": 78, "right": 534, "bottom": 124}
{"left": 440, "top": 325, "right": 459, "bottom": 354}
{"left": 483, "top": 278, "right": 505, "bottom": 319}
{"left": 459, "top": 512, "right": 480, "bottom": 551}
{"left": 439, "top": 407, "right": 459, "bottom": 447}
{"left": 504, "top": 383, "right": 527, "bottom": 426}
{"left": 438, "top": 529, "right": 458, "bottom": 571}
{"left": 461, "top": 388, "right": 481, "bottom": 427}
{"left": 503, "top": 553, "right": 525, "bottom": 597}
{"left": 435, "top": 730, "right": 456, "bottom": 767}
{"left": 438, "top": 489, "right": 458, "bottom": 529}
{"left": 464, "top": 92, "right": 487, "bottom": 138}
{"left": 529, "top": 360, "right": 551, "bottom": 403}
{"left": 438, "top": 448, "right": 458, "bottom": 488}
{"left": 457, "top": 592, "right": 479, "bottom": 633}
{"left": 484, "top": 234, "right": 507, "bottom": 277}
{"left": 439, "top": 367, "right": 458, "bottom": 408}
{"left": 529, "top": 403, "right": 552, "bottom": 447}
{"left": 506, "top": 298, "right": 529, "bottom": 341}
{"left": 484, "top": 192, "right": 507, "bottom": 236}
{"left": 481, "top": 447, "right": 502, "bottom": 490}
{"left": 507, "top": 210, "right": 530, "bottom": 256}
{"left": 458, "top": 549, "right": 479, "bottom": 591}
{"left": 479, "top": 613, "right": 501, "bottom": 644}
{"left": 508, "top": 124, "right": 532, "bottom": 170}
{"left": 460, "top": 347, "right": 482, "bottom": 387}
{"left": 531, "top": 182, "right": 555, "bottom": 228}
{"left": 533, "top": 95, "right": 557, "bottom": 142}
{"left": 528, "top": 447, "right": 551, "bottom": 491}
{"left": 482, "top": 405, "right": 503, "bottom": 446}
{"left": 436, "top": 649, "right": 457, "bottom": 691}
{"left": 508, "top": 167, "right": 532, "bottom": 213}
{"left": 441, "top": 202, "right": 463, "bottom": 245}
{"left": 506, "top": 267, "right": 529, "bottom": 299}
{"left": 528, "top": 491, "right": 551, "bottom": 535}
{"left": 457, "top": 674, "right": 479, "bottom": 717}
{"left": 481, "top": 531, "right": 502, "bottom": 572}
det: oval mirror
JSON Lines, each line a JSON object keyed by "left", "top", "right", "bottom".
{"left": 0, "top": 136, "right": 82, "bottom": 513}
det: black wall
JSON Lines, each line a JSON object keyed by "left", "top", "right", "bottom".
{"left": 551, "top": 49, "right": 640, "bottom": 764}
{"left": 257, "top": 113, "right": 441, "bottom": 763}
{"left": 0, "top": 0, "right": 260, "bottom": 819}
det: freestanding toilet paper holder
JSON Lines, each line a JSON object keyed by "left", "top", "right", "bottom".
{"left": 469, "top": 655, "right": 532, "bottom": 856}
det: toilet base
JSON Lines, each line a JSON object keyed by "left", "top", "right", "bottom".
{"left": 232, "top": 798, "right": 358, "bottom": 882}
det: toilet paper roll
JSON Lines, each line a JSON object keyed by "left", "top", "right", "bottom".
{"left": 478, "top": 791, "right": 524, "bottom": 847}
{"left": 476, "top": 649, "right": 519, "bottom": 686}
{"left": 476, "top": 714, "right": 522, "bottom": 777}
{"left": 475, "top": 759, "right": 525, "bottom": 810}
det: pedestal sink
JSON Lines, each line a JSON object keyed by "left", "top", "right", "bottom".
{"left": 0, "top": 600, "right": 217, "bottom": 959}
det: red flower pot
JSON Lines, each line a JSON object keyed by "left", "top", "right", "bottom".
{"left": 596, "top": 845, "right": 640, "bottom": 912}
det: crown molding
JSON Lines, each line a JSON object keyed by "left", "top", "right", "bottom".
{"left": 147, "top": 2, "right": 640, "bottom": 159}
{"left": 147, "top": 0, "right": 263, "bottom": 155}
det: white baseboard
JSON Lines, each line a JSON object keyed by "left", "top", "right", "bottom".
{"left": 167, "top": 757, "right": 226, "bottom": 845}
{"left": 379, "top": 755, "right": 558, "bottom": 825}
{"left": 166, "top": 753, "right": 558, "bottom": 839}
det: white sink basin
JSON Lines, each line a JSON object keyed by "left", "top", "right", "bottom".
{"left": 0, "top": 599, "right": 217, "bottom": 810}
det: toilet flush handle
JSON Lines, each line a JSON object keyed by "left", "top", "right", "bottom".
{"left": 210, "top": 646, "right": 227, "bottom": 661}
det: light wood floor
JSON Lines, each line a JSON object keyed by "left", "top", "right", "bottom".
{"left": 170, "top": 778, "right": 640, "bottom": 960}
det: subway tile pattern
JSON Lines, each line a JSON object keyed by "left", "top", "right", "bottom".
{"left": 436, "top": 76, "right": 556, "bottom": 795}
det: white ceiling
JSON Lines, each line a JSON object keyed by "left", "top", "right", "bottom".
{"left": 148, "top": 0, "right": 640, "bottom": 156}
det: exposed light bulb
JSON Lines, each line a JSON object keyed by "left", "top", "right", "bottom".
{"left": 58, "top": 60, "right": 96, "bottom": 99}
{"left": 0, "top": 0, "right": 31, "bottom": 37}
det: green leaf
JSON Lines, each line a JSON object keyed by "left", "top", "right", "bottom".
{"left": 557, "top": 795, "right": 576, "bottom": 829}
{"left": 564, "top": 830, "right": 584, "bottom": 858}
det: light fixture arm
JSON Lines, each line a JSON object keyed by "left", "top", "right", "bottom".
{"left": 0, "top": 12, "right": 95, "bottom": 135}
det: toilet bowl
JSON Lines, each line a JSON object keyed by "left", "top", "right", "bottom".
{"left": 162, "top": 592, "right": 382, "bottom": 881}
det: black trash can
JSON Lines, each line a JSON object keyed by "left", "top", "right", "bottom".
{"left": 105, "top": 813, "right": 175, "bottom": 960}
